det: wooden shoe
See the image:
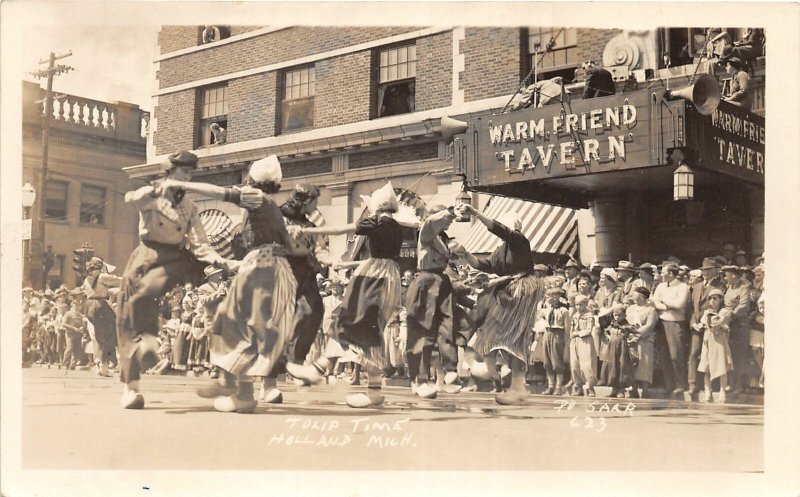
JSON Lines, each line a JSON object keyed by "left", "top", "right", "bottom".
{"left": 286, "top": 362, "right": 323, "bottom": 385}
{"left": 542, "top": 386, "right": 555, "bottom": 395}
{"left": 444, "top": 371, "right": 459, "bottom": 385}
{"left": 196, "top": 382, "right": 236, "bottom": 399}
{"left": 120, "top": 390, "right": 144, "bottom": 409}
{"left": 416, "top": 383, "right": 438, "bottom": 399}
{"left": 346, "top": 391, "right": 385, "bottom": 408}
{"left": 262, "top": 388, "right": 283, "bottom": 404}
{"left": 214, "top": 395, "right": 257, "bottom": 413}
{"left": 439, "top": 384, "right": 462, "bottom": 394}
{"left": 495, "top": 391, "right": 528, "bottom": 405}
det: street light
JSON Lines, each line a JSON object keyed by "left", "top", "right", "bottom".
{"left": 21, "top": 183, "right": 36, "bottom": 287}
{"left": 673, "top": 163, "right": 694, "bottom": 201}
{"left": 22, "top": 182, "right": 36, "bottom": 209}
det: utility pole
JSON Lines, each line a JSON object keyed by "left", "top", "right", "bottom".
{"left": 29, "top": 51, "right": 73, "bottom": 289}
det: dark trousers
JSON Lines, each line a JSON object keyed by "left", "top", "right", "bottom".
{"left": 116, "top": 243, "right": 203, "bottom": 384}
{"left": 291, "top": 268, "right": 324, "bottom": 362}
{"left": 687, "top": 330, "right": 704, "bottom": 390}
{"left": 405, "top": 271, "right": 457, "bottom": 383}
{"left": 662, "top": 321, "right": 688, "bottom": 390}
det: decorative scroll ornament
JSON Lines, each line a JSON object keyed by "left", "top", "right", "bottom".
{"left": 603, "top": 32, "right": 646, "bottom": 71}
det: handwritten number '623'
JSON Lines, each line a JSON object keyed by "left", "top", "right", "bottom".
{"left": 570, "top": 416, "right": 606, "bottom": 432}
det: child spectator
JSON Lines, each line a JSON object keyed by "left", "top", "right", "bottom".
{"left": 540, "top": 287, "right": 570, "bottom": 395}
{"left": 695, "top": 289, "right": 733, "bottom": 403}
{"left": 569, "top": 295, "right": 597, "bottom": 397}
{"left": 599, "top": 303, "right": 634, "bottom": 397}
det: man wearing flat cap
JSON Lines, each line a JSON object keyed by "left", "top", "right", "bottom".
{"left": 687, "top": 257, "right": 727, "bottom": 395}
{"left": 116, "top": 150, "right": 239, "bottom": 409}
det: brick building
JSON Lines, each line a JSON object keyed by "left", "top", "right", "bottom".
{"left": 22, "top": 80, "right": 148, "bottom": 288}
{"left": 125, "top": 26, "right": 765, "bottom": 268}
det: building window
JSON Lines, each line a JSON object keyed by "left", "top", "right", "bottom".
{"left": 376, "top": 44, "right": 416, "bottom": 118}
{"left": 528, "top": 27, "right": 578, "bottom": 82}
{"left": 80, "top": 184, "right": 106, "bottom": 225}
{"left": 198, "top": 84, "right": 228, "bottom": 147}
{"left": 44, "top": 180, "right": 68, "bottom": 220}
{"left": 47, "top": 254, "right": 64, "bottom": 289}
{"left": 280, "top": 66, "right": 315, "bottom": 132}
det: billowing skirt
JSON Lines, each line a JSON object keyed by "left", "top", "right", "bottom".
{"left": 85, "top": 297, "right": 117, "bottom": 364}
{"left": 210, "top": 245, "right": 297, "bottom": 377}
{"left": 338, "top": 257, "right": 401, "bottom": 371}
{"left": 472, "top": 273, "right": 545, "bottom": 362}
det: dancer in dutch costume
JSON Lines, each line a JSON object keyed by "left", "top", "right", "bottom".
{"left": 116, "top": 151, "right": 238, "bottom": 409}
{"left": 452, "top": 204, "right": 545, "bottom": 405}
{"left": 83, "top": 257, "right": 121, "bottom": 377}
{"left": 288, "top": 182, "right": 419, "bottom": 408}
{"left": 164, "top": 156, "right": 309, "bottom": 413}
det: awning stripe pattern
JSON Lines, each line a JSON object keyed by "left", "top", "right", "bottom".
{"left": 199, "top": 209, "right": 235, "bottom": 259}
{"left": 460, "top": 196, "right": 578, "bottom": 257}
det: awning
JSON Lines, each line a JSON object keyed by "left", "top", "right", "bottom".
{"left": 199, "top": 209, "right": 236, "bottom": 259}
{"left": 459, "top": 196, "right": 578, "bottom": 256}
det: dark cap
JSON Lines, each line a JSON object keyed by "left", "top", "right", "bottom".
{"left": 633, "top": 286, "right": 651, "bottom": 299}
{"left": 167, "top": 150, "right": 199, "bottom": 170}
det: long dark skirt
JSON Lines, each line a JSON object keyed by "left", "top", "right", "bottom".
{"left": 338, "top": 258, "right": 400, "bottom": 371}
{"left": 599, "top": 337, "right": 633, "bottom": 388}
{"left": 405, "top": 270, "right": 457, "bottom": 372}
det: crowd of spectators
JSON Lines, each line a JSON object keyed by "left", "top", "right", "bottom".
{"left": 22, "top": 241, "right": 765, "bottom": 403}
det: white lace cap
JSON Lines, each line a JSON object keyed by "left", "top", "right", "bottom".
{"left": 249, "top": 155, "right": 282, "bottom": 184}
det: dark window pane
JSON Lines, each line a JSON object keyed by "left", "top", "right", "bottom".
{"left": 45, "top": 181, "right": 67, "bottom": 220}
{"left": 281, "top": 97, "right": 315, "bottom": 132}
{"left": 80, "top": 185, "right": 106, "bottom": 224}
{"left": 377, "top": 81, "right": 415, "bottom": 117}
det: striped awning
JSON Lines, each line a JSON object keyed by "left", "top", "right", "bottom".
{"left": 460, "top": 196, "right": 578, "bottom": 256}
{"left": 199, "top": 209, "right": 236, "bottom": 259}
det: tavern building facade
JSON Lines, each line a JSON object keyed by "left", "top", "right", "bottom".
{"left": 125, "top": 26, "right": 765, "bottom": 268}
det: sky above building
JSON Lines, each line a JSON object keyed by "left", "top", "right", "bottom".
{"left": 21, "top": 24, "right": 159, "bottom": 112}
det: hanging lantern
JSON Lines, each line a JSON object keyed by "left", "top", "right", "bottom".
{"left": 673, "top": 163, "right": 694, "bottom": 200}
{"left": 456, "top": 190, "right": 472, "bottom": 222}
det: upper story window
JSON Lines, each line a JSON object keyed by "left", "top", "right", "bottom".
{"left": 198, "top": 84, "right": 228, "bottom": 147}
{"left": 201, "top": 26, "right": 231, "bottom": 45}
{"left": 280, "top": 65, "right": 315, "bottom": 133}
{"left": 376, "top": 44, "right": 416, "bottom": 118}
{"left": 528, "top": 27, "right": 579, "bottom": 82}
{"left": 80, "top": 184, "right": 106, "bottom": 225}
{"left": 44, "top": 180, "right": 68, "bottom": 220}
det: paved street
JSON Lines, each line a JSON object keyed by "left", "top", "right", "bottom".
{"left": 22, "top": 367, "right": 763, "bottom": 472}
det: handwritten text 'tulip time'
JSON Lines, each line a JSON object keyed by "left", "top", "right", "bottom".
{"left": 267, "top": 417, "right": 415, "bottom": 448}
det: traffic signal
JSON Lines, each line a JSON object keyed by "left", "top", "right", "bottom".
{"left": 72, "top": 244, "right": 94, "bottom": 281}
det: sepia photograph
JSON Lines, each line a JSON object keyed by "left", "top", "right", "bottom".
{"left": 1, "top": 2, "right": 798, "bottom": 497}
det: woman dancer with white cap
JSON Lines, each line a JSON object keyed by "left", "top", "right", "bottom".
{"left": 287, "top": 182, "right": 419, "bottom": 408}
{"left": 453, "top": 204, "right": 545, "bottom": 405}
{"left": 159, "top": 156, "right": 309, "bottom": 413}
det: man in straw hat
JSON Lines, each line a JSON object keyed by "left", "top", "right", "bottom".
{"left": 115, "top": 150, "right": 240, "bottom": 409}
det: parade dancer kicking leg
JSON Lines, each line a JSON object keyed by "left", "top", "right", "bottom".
{"left": 453, "top": 204, "right": 545, "bottom": 405}
{"left": 166, "top": 156, "right": 310, "bottom": 413}
{"left": 287, "top": 182, "right": 419, "bottom": 408}
{"left": 116, "top": 151, "right": 238, "bottom": 409}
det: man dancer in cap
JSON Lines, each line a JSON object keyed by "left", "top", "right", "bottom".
{"left": 404, "top": 205, "right": 459, "bottom": 399}
{"left": 116, "top": 150, "right": 238, "bottom": 409}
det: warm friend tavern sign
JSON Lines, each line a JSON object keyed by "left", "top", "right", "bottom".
{"left": 454, "top": 90, "right": 764, "bottom": 189}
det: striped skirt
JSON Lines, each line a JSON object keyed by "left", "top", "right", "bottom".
{"left": 472, "top": 273, "right": 545, "bottom": 363}
{"left": 338, "top": 257, "right": 401, "bottom": 372}
{"left": 210, "top": 245, "right": 297, "bottom": 378}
